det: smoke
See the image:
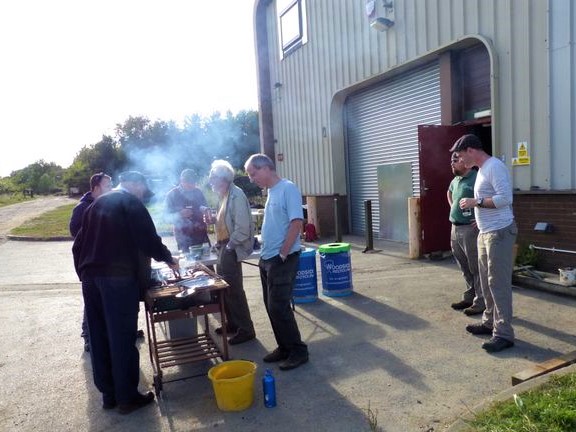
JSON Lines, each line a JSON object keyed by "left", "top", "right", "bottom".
{"left": 116, "top": 112, "right": 260, "bottom": 226}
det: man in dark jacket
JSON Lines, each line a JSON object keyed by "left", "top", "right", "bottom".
{"left": 69, "top": 172, "right": 112, "bottom": 237}
{"left": 69, "top": 172, "right": 112, "bottom": 351}
{"left": 72, "top": 171, "right": 178, "bottom": 415}
{"left": 164, "top": 168, "right": 210, "bottom": 251}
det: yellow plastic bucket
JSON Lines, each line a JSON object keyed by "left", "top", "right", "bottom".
{"left": 208, "top": 360, "right": 257, "bottom": 411}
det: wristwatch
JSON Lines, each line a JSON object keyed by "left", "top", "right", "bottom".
{"left": 477, "top": 197, "right": 484, "bottom": 207}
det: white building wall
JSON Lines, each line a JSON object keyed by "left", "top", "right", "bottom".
{"left": 262, "top": 0, "right": 576, "bottom": 194}
{"left": 550, "top": 0, "right": 576, "bottom": 189}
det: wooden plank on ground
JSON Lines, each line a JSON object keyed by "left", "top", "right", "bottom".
{"left": 512, "top": 350, "right": 576, "bottom": 385}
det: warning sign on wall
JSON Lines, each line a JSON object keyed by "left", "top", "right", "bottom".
{"left": 512, "top": 141, "right": 531, "bottom": 166}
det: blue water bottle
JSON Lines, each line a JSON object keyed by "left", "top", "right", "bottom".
{"left": 262, "top": 369, "right": 276, "bottom": 408}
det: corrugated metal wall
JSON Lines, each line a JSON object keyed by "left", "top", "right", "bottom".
{"left": 550, "top": 0, "right": 576, "bottom": 189}
{"left": 261, "top": 0, "right": 576, "bottom": 194}
{"left": 346, "top": 62, "right": 441, "bottom": 235}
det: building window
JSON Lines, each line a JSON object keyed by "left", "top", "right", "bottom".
{"left": 277, "top": 0, "right": 307, "bottom": 58}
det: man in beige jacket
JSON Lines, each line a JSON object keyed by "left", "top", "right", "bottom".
{"left": 208, "top": 160, "right": 256, "bottom": 345}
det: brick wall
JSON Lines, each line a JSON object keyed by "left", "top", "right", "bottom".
{"left": 514, "top": 193, "right": 576, "bottom": 272}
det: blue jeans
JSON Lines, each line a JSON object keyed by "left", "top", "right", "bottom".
{"left": 259, "top": 253, "right": 308, "bottom": 356}
{"left": 82, "top": 275, "right": 141, "bottom": 405}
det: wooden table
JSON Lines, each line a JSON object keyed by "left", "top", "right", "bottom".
{"left": 144, "top": 264, "right": 229, "bottom": 395}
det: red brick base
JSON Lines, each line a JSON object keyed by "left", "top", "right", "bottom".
{"left": 514, "top": 192, "right": 576, "bottom": 273}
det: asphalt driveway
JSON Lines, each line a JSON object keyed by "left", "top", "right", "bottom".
{"left": 1, "top": 197, "right": 576, "bottom": 431}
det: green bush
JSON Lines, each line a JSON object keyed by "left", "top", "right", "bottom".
{"left": 516, "top": 243, "right": 539, "bottom": 267}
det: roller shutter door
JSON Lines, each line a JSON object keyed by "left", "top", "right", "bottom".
{"left": 345, "top": 62, "right": 441, "bottom": 238}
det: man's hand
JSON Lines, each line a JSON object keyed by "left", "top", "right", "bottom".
{"left": 459, "top": 198, "right": 476, "bottom": 209}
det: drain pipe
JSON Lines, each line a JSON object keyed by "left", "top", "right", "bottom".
{"left": 529, "top": 244, "right": 576, "bottom": 255}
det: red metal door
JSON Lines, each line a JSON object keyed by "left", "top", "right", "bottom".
{"left": 418, "top": 125, "right": 471, "bottom": 254}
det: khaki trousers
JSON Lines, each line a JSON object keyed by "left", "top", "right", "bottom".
{"left": 451, "top": 224, "right": 484, "bottom": 308}
{"left": 478, "top": 221, "right": 518, "bottom": 341}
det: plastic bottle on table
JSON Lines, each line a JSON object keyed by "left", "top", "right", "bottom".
{"left": 262, "top": 369, "right": 276, "bottom": 408}
{"left": 179, "top": 256, "right": 188, "bottom": 277}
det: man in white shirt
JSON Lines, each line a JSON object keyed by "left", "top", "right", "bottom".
{"left": 450, "top": 134, "right": 517, "bottom": 353}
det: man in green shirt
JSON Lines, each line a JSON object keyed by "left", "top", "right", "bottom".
{"left": 447, "top": 152, "right": 485, "bottom": 316}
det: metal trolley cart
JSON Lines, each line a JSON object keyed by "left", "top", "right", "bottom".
{"left": 144, "top": 264, "right": 229, "bottom": 396}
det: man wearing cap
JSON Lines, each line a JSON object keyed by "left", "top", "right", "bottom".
{"left": 73, "top": 171, "right": 178, "bottom": 414}
{"left": 165, "top": 168, "right": 210, "bottom": 251}
{"left": 450, "top": 134, "right": 517, "bottom": 353}
{"left": 447, "top": 154, "right": 485, "bottom": 316}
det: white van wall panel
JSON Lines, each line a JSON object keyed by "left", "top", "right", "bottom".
{"left": 263, "top": 0, "right": 573, "bottom": 194}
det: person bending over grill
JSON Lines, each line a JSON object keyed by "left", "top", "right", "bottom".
{"left": 73, "top": 171, "right": 178, "bottom": 414}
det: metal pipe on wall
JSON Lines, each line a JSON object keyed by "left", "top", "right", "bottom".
{"left": 530, "top": 244, "right": 576, "bottom": 255}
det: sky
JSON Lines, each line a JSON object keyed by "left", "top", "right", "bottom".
{"left": 0, "top": 0, "right": 259, "bottom": 177}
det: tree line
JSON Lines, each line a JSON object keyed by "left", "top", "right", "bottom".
{"left": 0, "top": 110, "right": 261, "bottom": 199}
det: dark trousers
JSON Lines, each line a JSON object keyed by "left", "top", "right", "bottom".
{"left": 216, "top": 248, "right": 254, "bottom": 333}
{"left": 259, "top": 253, "right": 307, "bottom": 355}
{"left": 82, "top": 275, "right": 141, "bottom": 405}
{"left": 81, "top": 309, "right": 89, "bottom": 340}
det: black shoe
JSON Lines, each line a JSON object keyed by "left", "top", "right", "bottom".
{"left": 463, "top": 306, "right": 485, "bottom": 316}
{"left": 263, "top": 348, "right": 290, "bottom": 363}
{"left": 117, "top": 392, "right": 155, "bottom": 415}
{"left": 451, "top": 300, "right": 473, "bottom": 310}
{"left": 279, "top": 353, "right": 309, "bottom": 371}
{"left": 215, "top": 325, "right": 237, "bottom": 336}
{"left": 228, "top": 330, "right": 256, "bottom": 345}
{"left": 465, "top": 323, "right": 493, "bottom": 335}
{"left": 482, "top": 337, "right": 514, "bottom": 353}
{"left": 136, "top": 329, "right": 145, "bottom": 339}
{"left": 102, "top": 396, "right": 116, "bottom": 410}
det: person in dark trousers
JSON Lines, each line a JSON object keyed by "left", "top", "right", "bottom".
{"left": 451, "top": 134, "right": 517, "bottom": 353}
{"left": 447, "top": 153, "right": 485, "bottom": 316}
{"left": 164, "top": 168, "right": 210, "bottom": 252}
{"left": 244, "top": 154, "right": 309, "bottom": 371}
{"left": 72, "top": 171, "right": 178, "bottom": 414}
{"left": 69, "top": 172, "right": 113, "bottom": 352}
{"left": 208, "top": 160, "right": 256, "bottom": 345}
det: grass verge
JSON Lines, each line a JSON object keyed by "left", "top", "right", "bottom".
{"left": 8, "top": 202, "right": 172, "bottom": 238}
{"left": 0, "top": 194, "right": 32, "bottom": 207}
{"left": 467, "top": 372, "right": 576, "bottom": 431}
{"left": 9, "top": 203, "right": 76, "bottom": 238}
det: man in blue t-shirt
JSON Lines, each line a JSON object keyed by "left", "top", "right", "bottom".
{"left": 244, "top": 154, "right": 309, "bottom": 371}
{"left": 447, "top": 153, "right": 484, "bottom": 316}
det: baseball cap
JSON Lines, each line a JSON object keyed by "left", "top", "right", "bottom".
{"left": 449, "top": 134, "right": 483, "bottom": 153}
